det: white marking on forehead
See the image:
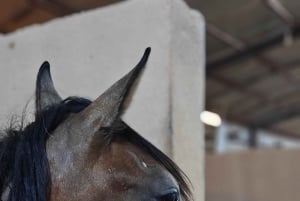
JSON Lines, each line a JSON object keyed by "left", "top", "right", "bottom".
{"left": 127, "top": 151, "right": 154, "bottom": 172}
{"left": 141, "top": 161, "right": 148, "bottom": 168}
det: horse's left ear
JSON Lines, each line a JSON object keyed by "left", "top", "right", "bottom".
{"left": 36, "top": 61, "right": 62, "bottom": 113}
{"left": 75, "top": 47, "right": 151, "bottom": 128}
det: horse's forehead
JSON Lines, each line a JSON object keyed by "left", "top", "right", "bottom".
{"left": 95, "top": 140, "right": 159, "bottom": 173}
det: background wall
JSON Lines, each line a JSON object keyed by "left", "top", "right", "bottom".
{"left": 206, "top": 149, "right": 300, "bottom": 201}
{"left": 0, "top": 0, "right": 205, "bottom": 200}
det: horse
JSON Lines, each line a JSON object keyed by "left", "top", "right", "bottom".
{"left": 0, "top": 48, "right": 192, "bottom": 201}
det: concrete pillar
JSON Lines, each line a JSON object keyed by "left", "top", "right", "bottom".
{"left": 0, "top": 0, "right": 205, "bottom": 200}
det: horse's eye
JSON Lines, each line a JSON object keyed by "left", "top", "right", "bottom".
{"left": 158, "top": 191, "right": 179, "bottom": 201}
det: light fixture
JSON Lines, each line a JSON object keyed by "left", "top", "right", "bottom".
{"left": 200, "top": 110, "right": 222, "bottom": 127}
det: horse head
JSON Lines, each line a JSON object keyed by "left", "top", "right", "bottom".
{"left": 1, "top": 48, "right": 192, "bottom": 201}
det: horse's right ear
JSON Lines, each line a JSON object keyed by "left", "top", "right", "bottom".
{"left": 36, "top": 61, "right": 62, "bottom": 113}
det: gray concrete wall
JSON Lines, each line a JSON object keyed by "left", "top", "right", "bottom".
{"left": 0, "top": 0, "right": 205, "bottom": 200}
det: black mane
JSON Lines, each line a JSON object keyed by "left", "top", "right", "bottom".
{"left": 0, "top": 97, "right": 91, "bottom": 201}
{"left": 0, "top": 96, "right": 191, "bottom": 201}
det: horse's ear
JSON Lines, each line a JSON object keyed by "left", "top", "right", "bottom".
{"left": 36, "top": 61, "right": 62, "bottom": 113}
{"left": 76, "top": 47, "right": 151, "bottom": 128}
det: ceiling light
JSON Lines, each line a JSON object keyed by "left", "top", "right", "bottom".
{"left": 200, "top": 111, "right": 222, "bottom": 127}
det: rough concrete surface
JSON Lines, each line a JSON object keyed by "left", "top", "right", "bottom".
{"left": 0, "top": 0, "right": 204, "bottom": 200}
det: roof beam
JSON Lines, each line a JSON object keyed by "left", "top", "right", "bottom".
{"left": 207, "top": 23, "right": 245, "bottom": 50}
{"left": 206, "top": 24, "right": 300, "bottom": 73}
{"left": 207, "top": 23, "right": 270, "bottom": 102}
{"left": 207, "top": 23, "right": 300, "bottom": 86}
{"left": 210, "top": 73, "right": 270, "bottom": 103}
{"left": 207, "top": 24, "right": 300, "bottom": 130}
{"left": 231, "top": 88, "right": 300, "bottom": 124}
{"left": 263, "top": 0, "right": 297, "bottom": 26}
